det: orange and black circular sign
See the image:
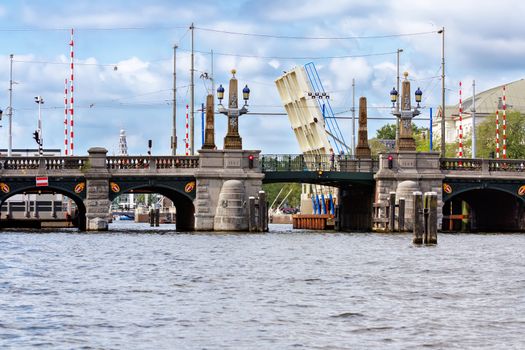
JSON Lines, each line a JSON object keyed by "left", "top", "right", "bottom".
{"left": 110, "top": 182, "right": 121, "bottom": 193}
{"left": 184, "top": 181, "right": 196, "bottom": 193}
{"left": 518, "top": 185, "right": 525, "bottom": 196}
{"left": 0, "top": 182, "right": 10, "bottom": 194}
{"left": 443, "top": 183, "right": 453, "bottom": 194}
{"left": 74, "top": 182, "right": 85, "bottom": 193}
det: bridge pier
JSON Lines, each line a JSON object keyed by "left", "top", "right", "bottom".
{"left": 194, "top": 149, "right": 264, "bottom": 231}
{"left": 374, "top": 151, "right": 444, "bottom": 231}
{"left": 337, "top": 185, "right": 374, "bottom": 231}
{"left": 84, "top": 147, "right": 111, "bottom": 231}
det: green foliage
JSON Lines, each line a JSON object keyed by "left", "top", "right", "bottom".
{"left": 368, "top": 138, "right": 388, "bottom": 156}
{"left": 376, "top": 122, "right": 429, "bottom": 140}
{"left": 376, "top": 123, "right": 397, "bottom": 139}
{"left": 432, "top": 111, "right": 525, "bottom": 158}
{"left": 262, "top": 183, "right": 302, "bottom": 208}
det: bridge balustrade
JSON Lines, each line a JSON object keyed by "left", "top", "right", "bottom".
{"left": 261, "top": 154, "right": 377, "bottom": 173}
{"left": 106, "top": 156, "right": 199, "bottom": 171}
{"left": 0, "top": 156, "right": 88, "bottom": 171}
{"left": 440, "top": 158, "right": 525, "bottom": 173}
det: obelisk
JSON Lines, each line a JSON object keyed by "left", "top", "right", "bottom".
{"left": 202, "top": 94, "right": 216, "bottom": 149}
{"left": 355, "top": 97, "right": 371, "bottom": 158}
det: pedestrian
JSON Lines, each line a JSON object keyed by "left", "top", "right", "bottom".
{"left": 329, "top": 148, "right": 335, "bottom": 170}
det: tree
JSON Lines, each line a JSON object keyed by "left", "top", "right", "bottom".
{"left": 475, "top": 111, "right": 525, "bottom": 158}
{"left": 376, "top": 123, "right": 397, "bottom": 139}
{"left": 262, "top": 183, "right": 302, "bottom": 209}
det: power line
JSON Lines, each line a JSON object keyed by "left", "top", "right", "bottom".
{"left": 0, "top": 26, "right": 187, "bottom": 32}
{"left": 13, "top": 59, "right": 117, "bottom": 68}
{"left": 194, "top": 26, "right": 439, "bottom": 40}
{"left": 179, "top": 48, "right": 398, "bottom": 60}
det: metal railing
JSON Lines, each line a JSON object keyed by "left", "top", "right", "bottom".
{"left": 261, "top": 154, "right": 377, "bottom": 173}
{"left": 440, "top": 158, "right": 525, "bottom": 172}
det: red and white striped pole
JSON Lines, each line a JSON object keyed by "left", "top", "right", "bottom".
{"left": 495, "top": 109, "right": 500, "bottom": 159}
{"left": 502, "top": 85, "right": 507, "bottom": 159}
{"left": 458, "top": 81, "right": 464, "bottom": 158}
{"left": 69, "top": 28, "right": 75, "bottom": 156}
{"left": 185, "top": 104, "right": 190, "bottom": 156}
{"left": 64, "top": 78, "right": 69, "bottom": 156}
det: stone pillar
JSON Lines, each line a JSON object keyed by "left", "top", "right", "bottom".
{"left": 84, "top": 147, "right": 111, "bottom": 231}
{"left": 355, "top": 97, "right": 371, "bottom": 158}
{"left": 195, "top": 149, "right": 264, "bottom": 231}
{"left": 224, "top": 72, "right": 242, "bottom": 149}
{"left": 214, "top": 179, "right": 248, "bottom": 231}
{"left": 202, "top": 94, "right": 216, "bottom": 149}
{"left": 396, "top": 73, "right": 417, "bottom": 151}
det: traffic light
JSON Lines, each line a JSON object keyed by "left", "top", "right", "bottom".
{"left": 33, "top": 130, "right": 39, "bottom": 144}
{"left": 248, "top": 154, "right": 254, "bottom": 169}
{"left": 387, "top": 155, "right": 393, "bottom": 169}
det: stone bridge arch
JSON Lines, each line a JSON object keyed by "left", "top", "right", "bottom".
{"left": 442, "top": 181, "right": 525, "bottom": 232}
{"left": 0, "top": 182, "right": 87, "bottom": 230}
{"left": 109, "top": 180, "right": 196, "bottom": 231}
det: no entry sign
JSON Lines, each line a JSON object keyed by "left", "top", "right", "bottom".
{"left": 36, "top": 177, "right": 48, "bottom": 187}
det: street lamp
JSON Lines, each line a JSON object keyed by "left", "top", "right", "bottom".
{"left": 242, "top": 84, "right": 250, "bottom": 104}
{"left": 217, "top": 69, "right": 250, "bottom": 149}
{"left": 390, "top": 87, "right": 398, "bottom": 108}
{"left": 438, "top": 27, "right": 446, "bottom": 158}
{"left": 415, "top": 87, "right": 422, "bottom": 108}
{"left": 34, "top": 96, "right": 44, "bottom": 156}
{"left": 217, "top": 84, "right": 225, "bottom": 102}
{"left": 395, "top": 48, "right": 403, "bottom": 143}
{"left": 391, "top": 72, "right": 422, "bottom": 152}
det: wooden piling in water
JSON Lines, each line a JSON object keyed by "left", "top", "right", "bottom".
{"left": 248, "top": 196, "right": 256, "bottom": 232}
{"left": 389, "top": 192, "right": 396, "bottom": 232}
{"left": 155, "top": 208, "right": 160, "bottom": 227}
{"left": 258, "top": 191, "right": 268, "bottom": 232}
{"left": 398, "top": 198, "right": 405, "bottom": 231}
{"left": 149, "top": 209, "right": 154, "bottom": 227}
{"left": 424, "top": 192, "right": 438, "bottom": 244}
{"left": 412, "top": 191, "right": 423, "bottom": 244}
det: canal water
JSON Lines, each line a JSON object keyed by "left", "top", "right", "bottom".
{"left": 0, "top": 223, "right": 524, "bottom": 349}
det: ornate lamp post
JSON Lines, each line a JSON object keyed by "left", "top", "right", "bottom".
{"left": 217, "top": 69, "right": 250, "bottom": 149}
{"left": 391, "top": 72, "right": 422, "bottom": 151}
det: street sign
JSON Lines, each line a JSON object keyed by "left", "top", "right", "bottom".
{"left": 36, "top": 176, "right": 48, "bottom": 187}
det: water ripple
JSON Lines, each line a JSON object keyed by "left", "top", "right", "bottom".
{"left": 0, "top": 224, "right": 524, "bottom": 349}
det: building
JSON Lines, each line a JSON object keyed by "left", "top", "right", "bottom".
{"left": 432, "top": 78, "right": 525, "bottom": 144}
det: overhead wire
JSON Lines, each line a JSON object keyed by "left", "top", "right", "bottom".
{"left": 194, "top": 26, "right": 439, "bottom": 40}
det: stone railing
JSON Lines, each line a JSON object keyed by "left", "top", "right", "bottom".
{"left": 106, "top": 156, "right": 200, "bottom": 171}
{"left": 0, "top": 156, "right": 88, "bottom": 171}
{"left": 0, "top": 155, "right": 199, "bottom": 174}
{"left": 440, "top": 158, "right": 525, "bottom": 174}
{"left": 261, "top": 154, "right": 377, "bottom": 173}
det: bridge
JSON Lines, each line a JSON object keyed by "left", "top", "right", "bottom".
{"left": 2, "top": 148, "right": 524, "bottom": 232}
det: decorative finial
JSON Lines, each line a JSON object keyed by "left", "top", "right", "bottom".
{"left": 403, "top": 71, "right": 409, "bottom": 79}
{"left": 231, "top": 69, "right": 236, "bottom": 77}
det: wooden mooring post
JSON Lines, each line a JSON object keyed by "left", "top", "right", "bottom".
{"left": 372, "top": 194, "right": 406, "bottom": 232}
{"left": 247, "top": 191, "right": 268, "bottom": 232}
{"left": 413, "top": 191, "right": 437, "bottom": 245}
{"left": 424, "top": 192, "right": 438, "bottom": 244}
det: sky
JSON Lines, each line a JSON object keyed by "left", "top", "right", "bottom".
{"left": 1, "top": 0, "right": 525, "bottom": 156}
